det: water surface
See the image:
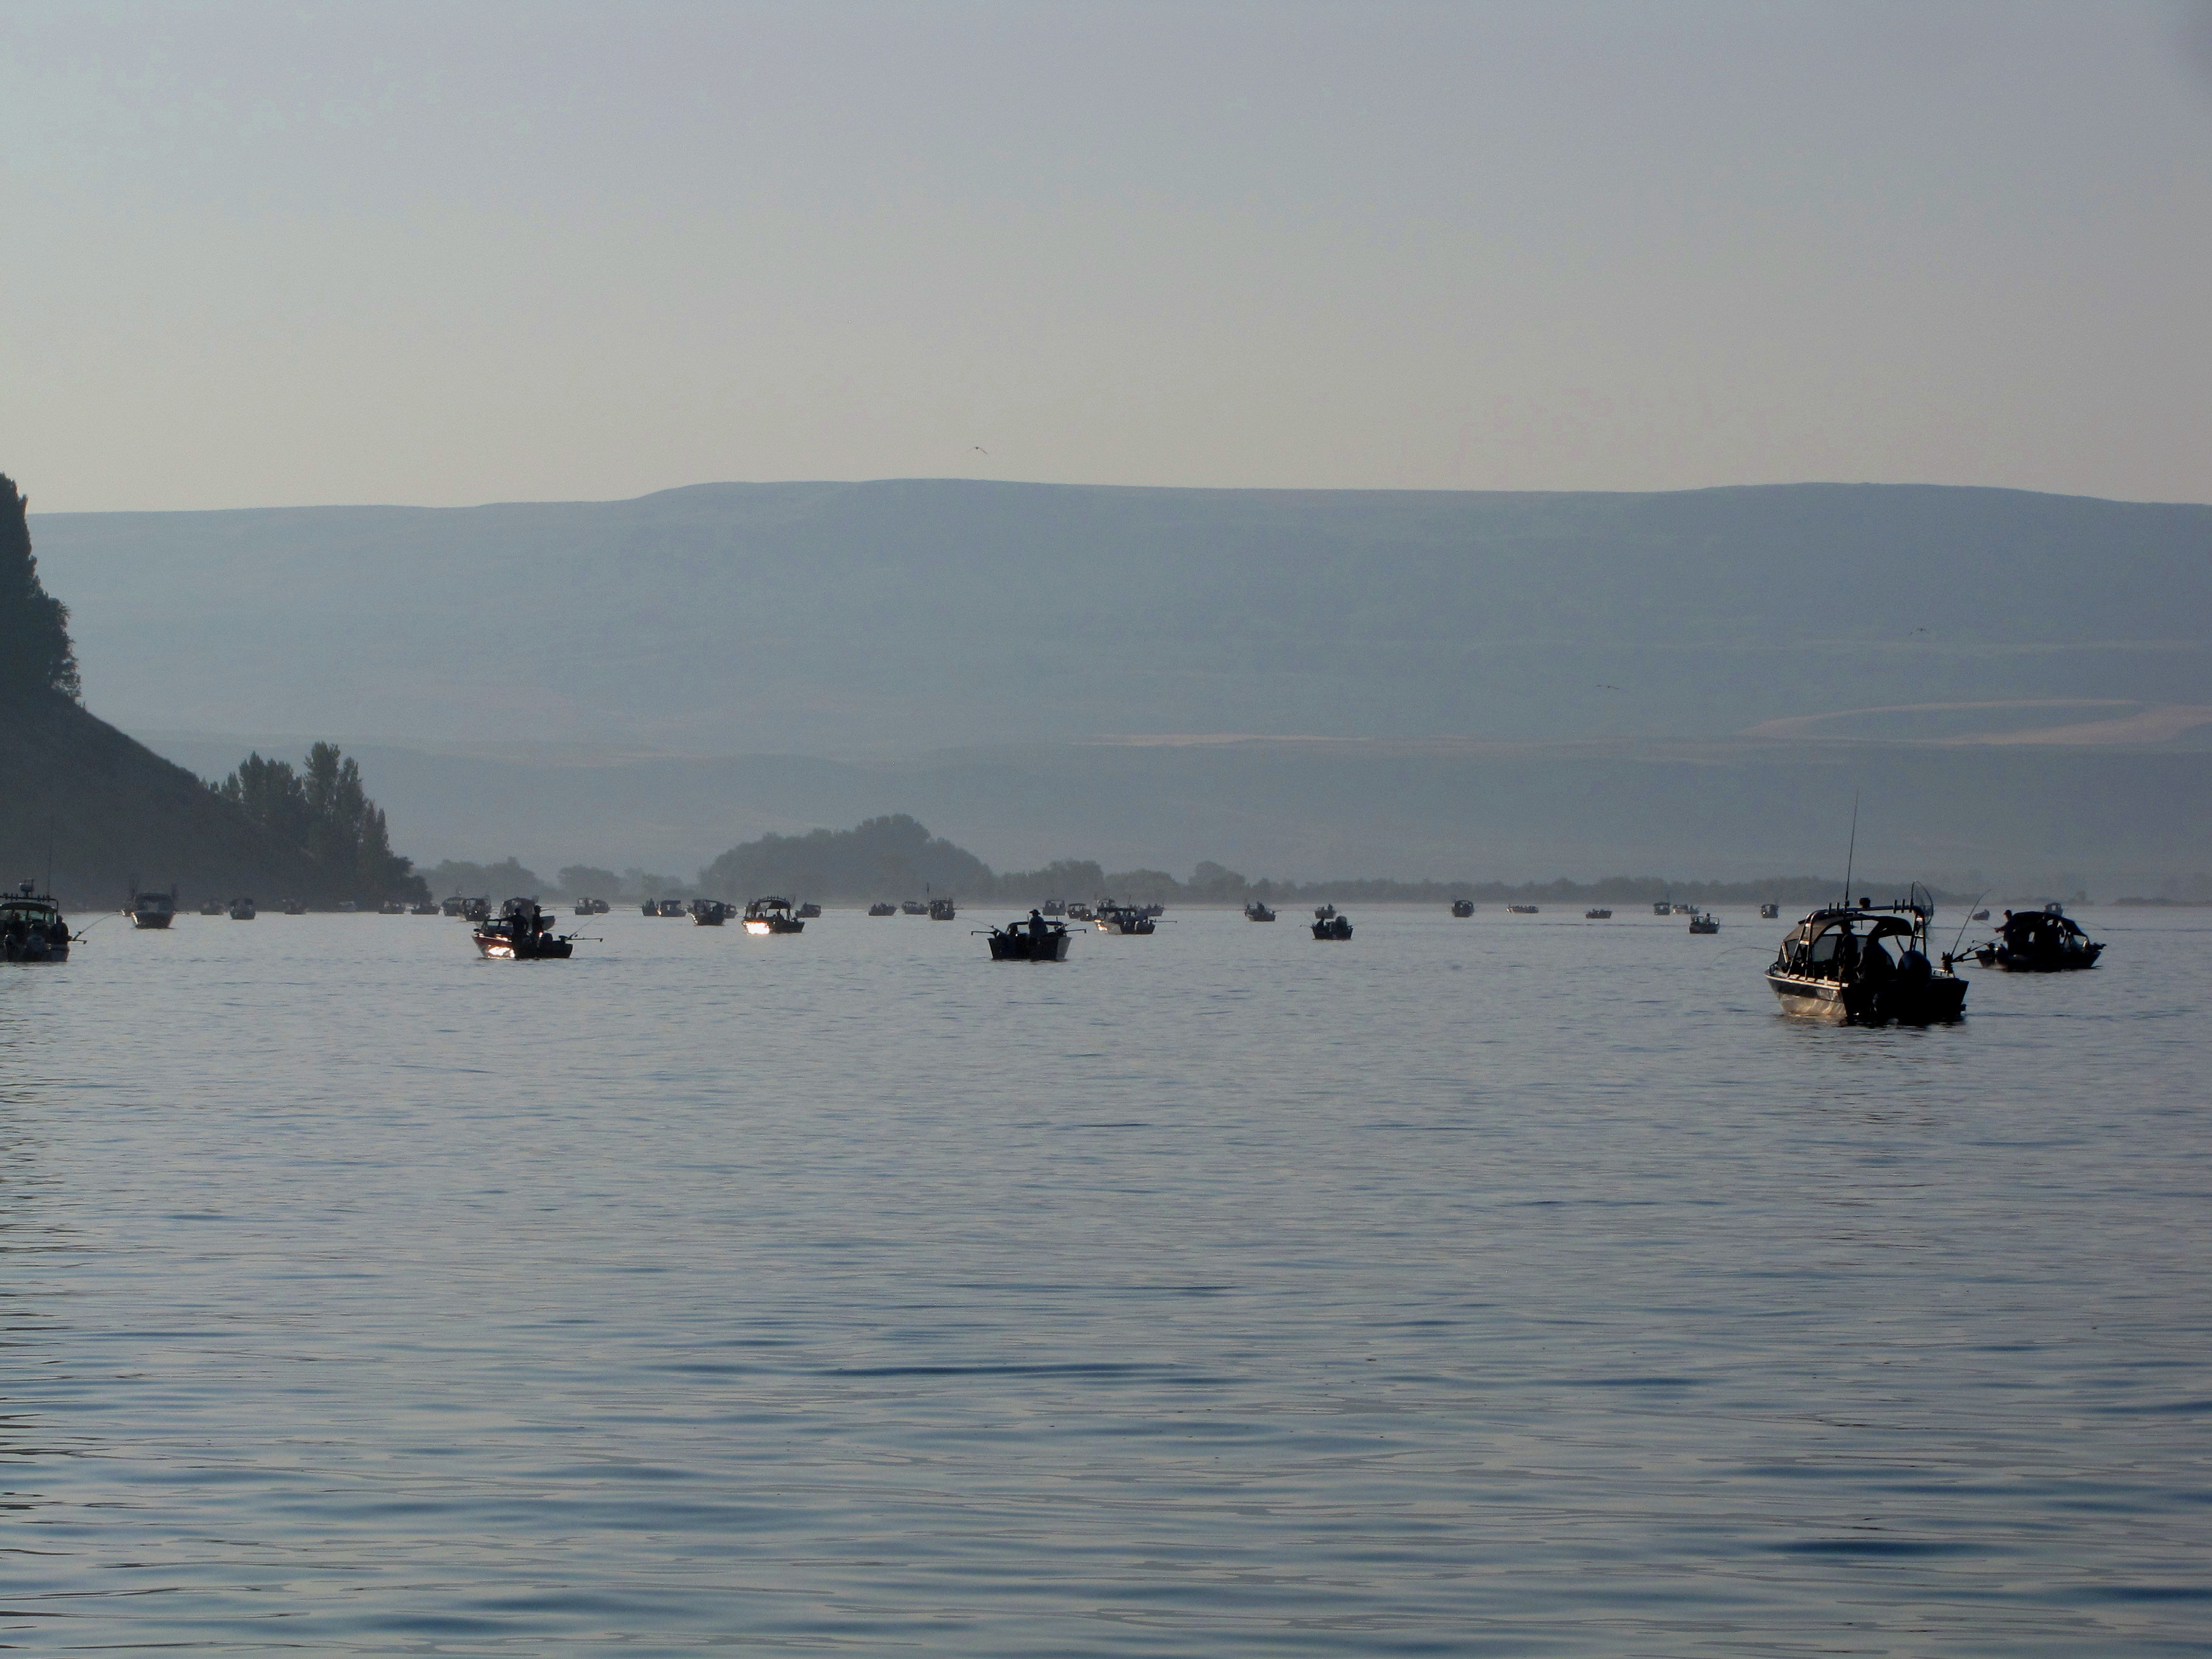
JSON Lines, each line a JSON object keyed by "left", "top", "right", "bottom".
{"left": 3, "top": 905, "right": 2207, "bottom": 1653}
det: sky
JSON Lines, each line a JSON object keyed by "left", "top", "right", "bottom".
{"left": 3, "top": 0, "right": 2210, "bottom": 512}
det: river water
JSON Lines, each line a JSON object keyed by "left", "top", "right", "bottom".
{"left": 2, "top": 905, "right": 2206, "bottom": 1654}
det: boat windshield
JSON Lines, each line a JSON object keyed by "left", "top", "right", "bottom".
{"left": 1785, "top": 913, "right": 1920, "bottom": 977}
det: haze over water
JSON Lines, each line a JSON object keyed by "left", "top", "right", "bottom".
{"left": 4, "top": 906, "right": 2207, "bottom": 1653}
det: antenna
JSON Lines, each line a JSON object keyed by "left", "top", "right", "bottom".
{"left": 1840, "top": 791, "right": 1860, "bottom": 907}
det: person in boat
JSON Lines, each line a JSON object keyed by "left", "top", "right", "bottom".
{"left": 1028, "top": 908, "right": 1050, "bottom": 940}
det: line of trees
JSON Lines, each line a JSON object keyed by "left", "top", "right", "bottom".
{"left": 697, "top": 815, "right": 992, "bottom": 903}
{"left": 683, "top": 816, "right": 1966, "bottom": 907}
{"left": 414, "top": 860, "right": 700, "bottom": 902}
{"left": 420, "top": 856, "right": 551, "bottom": 899}
{"left": 212, "top": 744, "right": 428, "bottom": 905}
{"left": 427, "top": 816, "right": 1980, "bottom": 910}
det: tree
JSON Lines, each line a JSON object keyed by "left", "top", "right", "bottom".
{"left": 698, "top": 814, "right": 993, "bottom": 902}
{"left": 0, "top": 475, "right": 80, "bottom": 699}
{"left": 1102, "top": 868, "right": 1184, "bottom": 904}
{"left": 214, "top": 744, "right": 427, "bottom": 904}
{"left": 424, "top": 857, "right": 547, "bottom": 898}
{"left": 990, "top": 858, "right": 1107, "bottom": 901}
{"left": 1188, "top": 862, "right": 1249, "bottom": 901}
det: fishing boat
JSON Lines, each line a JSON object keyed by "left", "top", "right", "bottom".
{"left": 1244, "top": 900, "right": 1277, "bottom": 921}
{"left": 1508, "top": 904, "right": 1540, "bottom": 914}
{"left": 473, "top": 897, "right": 575, "bottom": 960}
{"left": 1652, "top": 897, "right": 1673, "bottom": 916}
{"left": 644, "top": 898, "right": 686, "bottom": 917}
{"left": 1585, "top": 907, "right": 1612, "bottom": 919}
{"left": 1, "top": 882, "right": 70, "bottom": 961}
{"left": 1759, "top": 903, "right": 1780, "bottom": 920}
{"left": 574, "top": 897, "right": 597, "bottom": 916}
{"left": 283, "top": 899, "right": 307, "bottom": 916}
{"left": 408, "top": 899, "right": 438, "bottom": 915}
{"left": 229, "top": 897, "right": 258, "bottom": 920}
{"left": 198, "top": 899, "right": 224, "bottom": 916}
{"left": 901, "top": 900, "right": 928, "bottom": 916}
{"left": 1450, "top": 899, "right": 1475, "bottom": 917}
{"left": 1066, "top": 902, "right": 1095, "bottom": 922}
{"left": 743, "top": 897, "right": 805, "bottom": 934}
{"left": 441, "top": 895, "right": 468, "bottom": 917}
{"left": 378, "top": 899, "right": 404, "bottom": 914}
{"left": 982, "top": 913, "right": 1073, "bottom": 961}
{"left": 461, "top": 896, "right": 492, "bottom": 923}
{"left": 1095, "top": 902, "right": 1155, "bottom": 934}
{"left": 1971, "top": 908, "right": 1991, "bottom": 921}
{"left": 1967, "top": 903, "right": 2105, "bottom": 972}
{"left": 1041, "top": 900, "right": 1067, "bottom": 917}
{"left": 336, "top": 900, "right": 358, "bottom": 913}
{"left": 796, "top": 902, "right": 821, "bottom": 919}
{"left": 928, "top": 897, "right": 957, "bottom": 921}
{"left": 1311, "top": 913, "right": 1353, "bottom": 940}
{"left": 868, "top": 902, "right": 897, "bottom": 916}
{"left": 1313, "top": 903, "right": 1337, "bottom": 920}
{"left": 1672, "top": 902, "right": 1699, "bottom": 916}
{"left": 689, "top": 899, "right": 731, "bottom": 926}
{"left": 126, "top": 883, "right": 177, "bottom": 930}
{"left": 1142, "top": 903, "right": 1165, "bottom": 919}
{"left": 1766, "top": 890, "right": 1966, "bottom": 1025}
{"left": 1688, "top": 911, "right": 1719, "bottom": 934}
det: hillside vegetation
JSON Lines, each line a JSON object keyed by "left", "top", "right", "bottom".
{"left": 0, "top": 474, "right": 426, "bottom": 907}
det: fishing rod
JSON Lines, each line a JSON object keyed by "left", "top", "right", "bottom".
{"left": 1946, "top": 891, "right": 1991, "bottom": 962}
{"left": 1840, "top": 790, "right": 1860, "bottom": 906}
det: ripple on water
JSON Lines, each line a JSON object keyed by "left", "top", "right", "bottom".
{"left": 0, "top": 907, "right": 2206, "bottom": 1654}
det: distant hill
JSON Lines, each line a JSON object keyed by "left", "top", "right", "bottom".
{"left": 35, "top": 480, "right": 2212, "bottom": 753}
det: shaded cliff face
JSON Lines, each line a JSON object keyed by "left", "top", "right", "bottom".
{"left": 0, "top": 687, "right": 328, "bottom": 907}
{"left": 0, "top": 474, "right": 78, "bottom": 700}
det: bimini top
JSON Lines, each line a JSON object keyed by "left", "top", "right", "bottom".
{"left": 1782, "top": 908, "right": 1923, "bottom": 944}
{"left": 1789, "top": 903, "right": 1929, "bottom": 928}
{"left": 1997, "top": 908, "right": 2092, "bottom": 942}
{"left": 1790, "top": 885, "right": 1937, "bottom": 925}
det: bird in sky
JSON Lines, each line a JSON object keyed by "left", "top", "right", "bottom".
{"left": 972, "top": 446, "right": 988, "bottom": 455}
{"left": 1597, "top": 683, "right": 1624, "bottom": 691}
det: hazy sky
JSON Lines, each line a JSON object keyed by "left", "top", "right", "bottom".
{"left": 4, "top": 0, "right": 2210, "bottom": 511}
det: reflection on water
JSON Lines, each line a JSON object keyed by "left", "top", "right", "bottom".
{"left": 0, "top": 988, "right": 74, "bottom": 1532}
{"left": 2, "top": 909, "right": 2207, "bottom": 1652}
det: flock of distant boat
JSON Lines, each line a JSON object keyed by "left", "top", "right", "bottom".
{"left": 8, "top": 879, "right": 2109, "bottom": 1028}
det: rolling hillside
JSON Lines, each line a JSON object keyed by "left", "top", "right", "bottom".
{"left": 35, "top": 481, "right": 2212, "bottom": 754}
